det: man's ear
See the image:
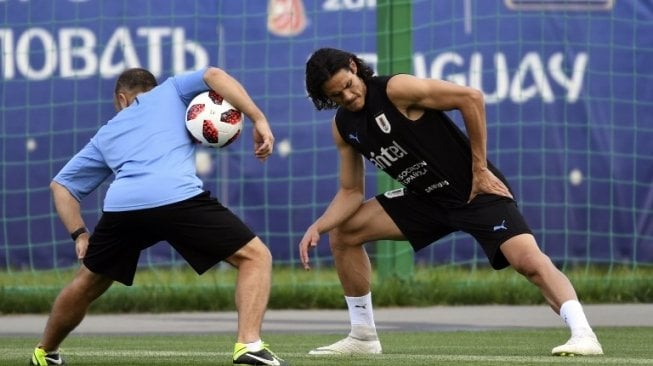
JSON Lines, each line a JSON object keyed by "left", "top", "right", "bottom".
{"left": 114, "top": 92, "right": 130, "bottom": 111}
{"left": 349, "top": 59, "right": 357, "bottom": 74}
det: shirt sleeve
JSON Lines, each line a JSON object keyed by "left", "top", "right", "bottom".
{"left": 172, "top": 67, "right": 210, "bottom": 105}
{"left": 52, "top": 140, "right": 113, "bottom": 202}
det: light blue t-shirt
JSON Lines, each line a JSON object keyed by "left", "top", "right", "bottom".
{"left": 54, "top": 68, "right": 210, "bottom": 211}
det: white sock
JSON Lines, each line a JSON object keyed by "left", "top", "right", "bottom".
{"left": 245, "top": 339, "right": 263, "bottom": 352}
{"left": 345, "top": 293, "right": 376, "bottom": 329}
{"left": 559, "top": 300, "right": 593, "bottom": 337}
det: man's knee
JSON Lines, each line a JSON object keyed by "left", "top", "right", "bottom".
{"left": 511, "top": 250, "right": 555, "bottom": 279}
{"left": 328, "top": 226, "right": 361, "bottom": 251}
{"left": 69, "top": 266, "right": 113, "bottom": 301}
{"left": 228, "top": 237, "right": 272, "bottom": 267}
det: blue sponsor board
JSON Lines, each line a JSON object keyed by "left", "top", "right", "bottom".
{"left": 0, "top": 0, "right": 651, "bottom": 269}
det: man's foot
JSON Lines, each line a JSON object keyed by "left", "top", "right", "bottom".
{"left": 309, "top": 335, "right": 382, "bottom": 355}
{"left": 552, "top": 333, "right": 604, "bottom": 356}
{"left": 29, "top": 347, "right": 65, "bottom": 365}
{"left": 233, "top": 342, "right": 288, "bottom": 365}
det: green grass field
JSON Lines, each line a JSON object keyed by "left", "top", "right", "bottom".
{"left": 4, "top": 327, "right": 652, "bottom": 366}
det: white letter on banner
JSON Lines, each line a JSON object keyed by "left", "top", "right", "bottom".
{"left": 137, "top": 27, "right": 171, "bottom": 77}
{"left": 172, "top": 28, "right": 208, "bottom": 74}
{"left": 16, "top": 28, "right": 57, "bottom": 80}
{"left": 59, "top": 28, "right": 97, "bottom": 78}
{"left": 469, "top": 52, "right": 509, "bottom": 104}
{"left": 549, "top": 52, "right": 587, "bottom": 103}
{"left": 432, "top": 52, "right": 466, "bottom": 85}
{"left": 510, "top": 52, "right": 553, "bottom": 103}
{"left": 413, "top": 52, "right": 426, "bottom": 79}
{"left": 100, "top": 27, "right": 141, "bottom": 78}
{"left": 0, "top": 29, "right": 15, "bottom": 79}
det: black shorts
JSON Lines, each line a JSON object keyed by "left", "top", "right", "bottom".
{"left": 376, "top": 189, "right": 532, "bottom": 270}
{"left": 83, "top": 191, "right": 255, "bottom": 285}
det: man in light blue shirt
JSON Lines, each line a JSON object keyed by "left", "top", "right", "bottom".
{"left": 30, "top": 67, "right": 288, "bottom": 366}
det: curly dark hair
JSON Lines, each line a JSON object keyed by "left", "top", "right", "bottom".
{"left": 305, "top": 48, "right": 374, "bottom": 110}
{"left": 114, "top": 68, "right": 158, "bottom": 95}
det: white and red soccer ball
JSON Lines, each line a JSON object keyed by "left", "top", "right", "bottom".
{"left": 185, "top": 90, "right": 244, "bottom": 148}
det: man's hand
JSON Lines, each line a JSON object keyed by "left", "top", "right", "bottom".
{"left": 75, "top": 234, "right": 90, "bottom": 260}
{"left": 252, "top": 120, "right": 274, "bottom": 162}
{"left": 298, "top": 224, "right": 321, "bottom": 270}
{"left": 468, "top": 167, "right": 513, "bottom": 203}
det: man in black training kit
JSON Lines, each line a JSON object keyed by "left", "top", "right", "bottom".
{"left": 298, "top": 47, "right": 603, "bottom": 357}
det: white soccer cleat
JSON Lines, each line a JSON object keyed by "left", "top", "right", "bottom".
{"left": 552, "top": 333, "right": 604, "bottom": 356}
{"left": 308, "top": 335, "right": 382, "bottom": 355}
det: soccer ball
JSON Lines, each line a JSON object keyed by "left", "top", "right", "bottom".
{"left": 185, "top": 90, "right": 244, "bottom": 148}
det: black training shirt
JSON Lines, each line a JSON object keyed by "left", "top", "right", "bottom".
{"left": 334, "top": 75, "right": 508, "bottom": 208}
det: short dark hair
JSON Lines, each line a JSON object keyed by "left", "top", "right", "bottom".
{"left": 114, "top": 68, "right": 158, "bottom": 95}
{"left": 305, "top": 48, "right": 374, "bottom": 110}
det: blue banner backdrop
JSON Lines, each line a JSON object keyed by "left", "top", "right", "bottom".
{"left": 1, "top": 0, "right": 651, "bottom": 269}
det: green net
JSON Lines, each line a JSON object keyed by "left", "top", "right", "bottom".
{"left": 0, "top": 1, "right": 651, "bottom": 279}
